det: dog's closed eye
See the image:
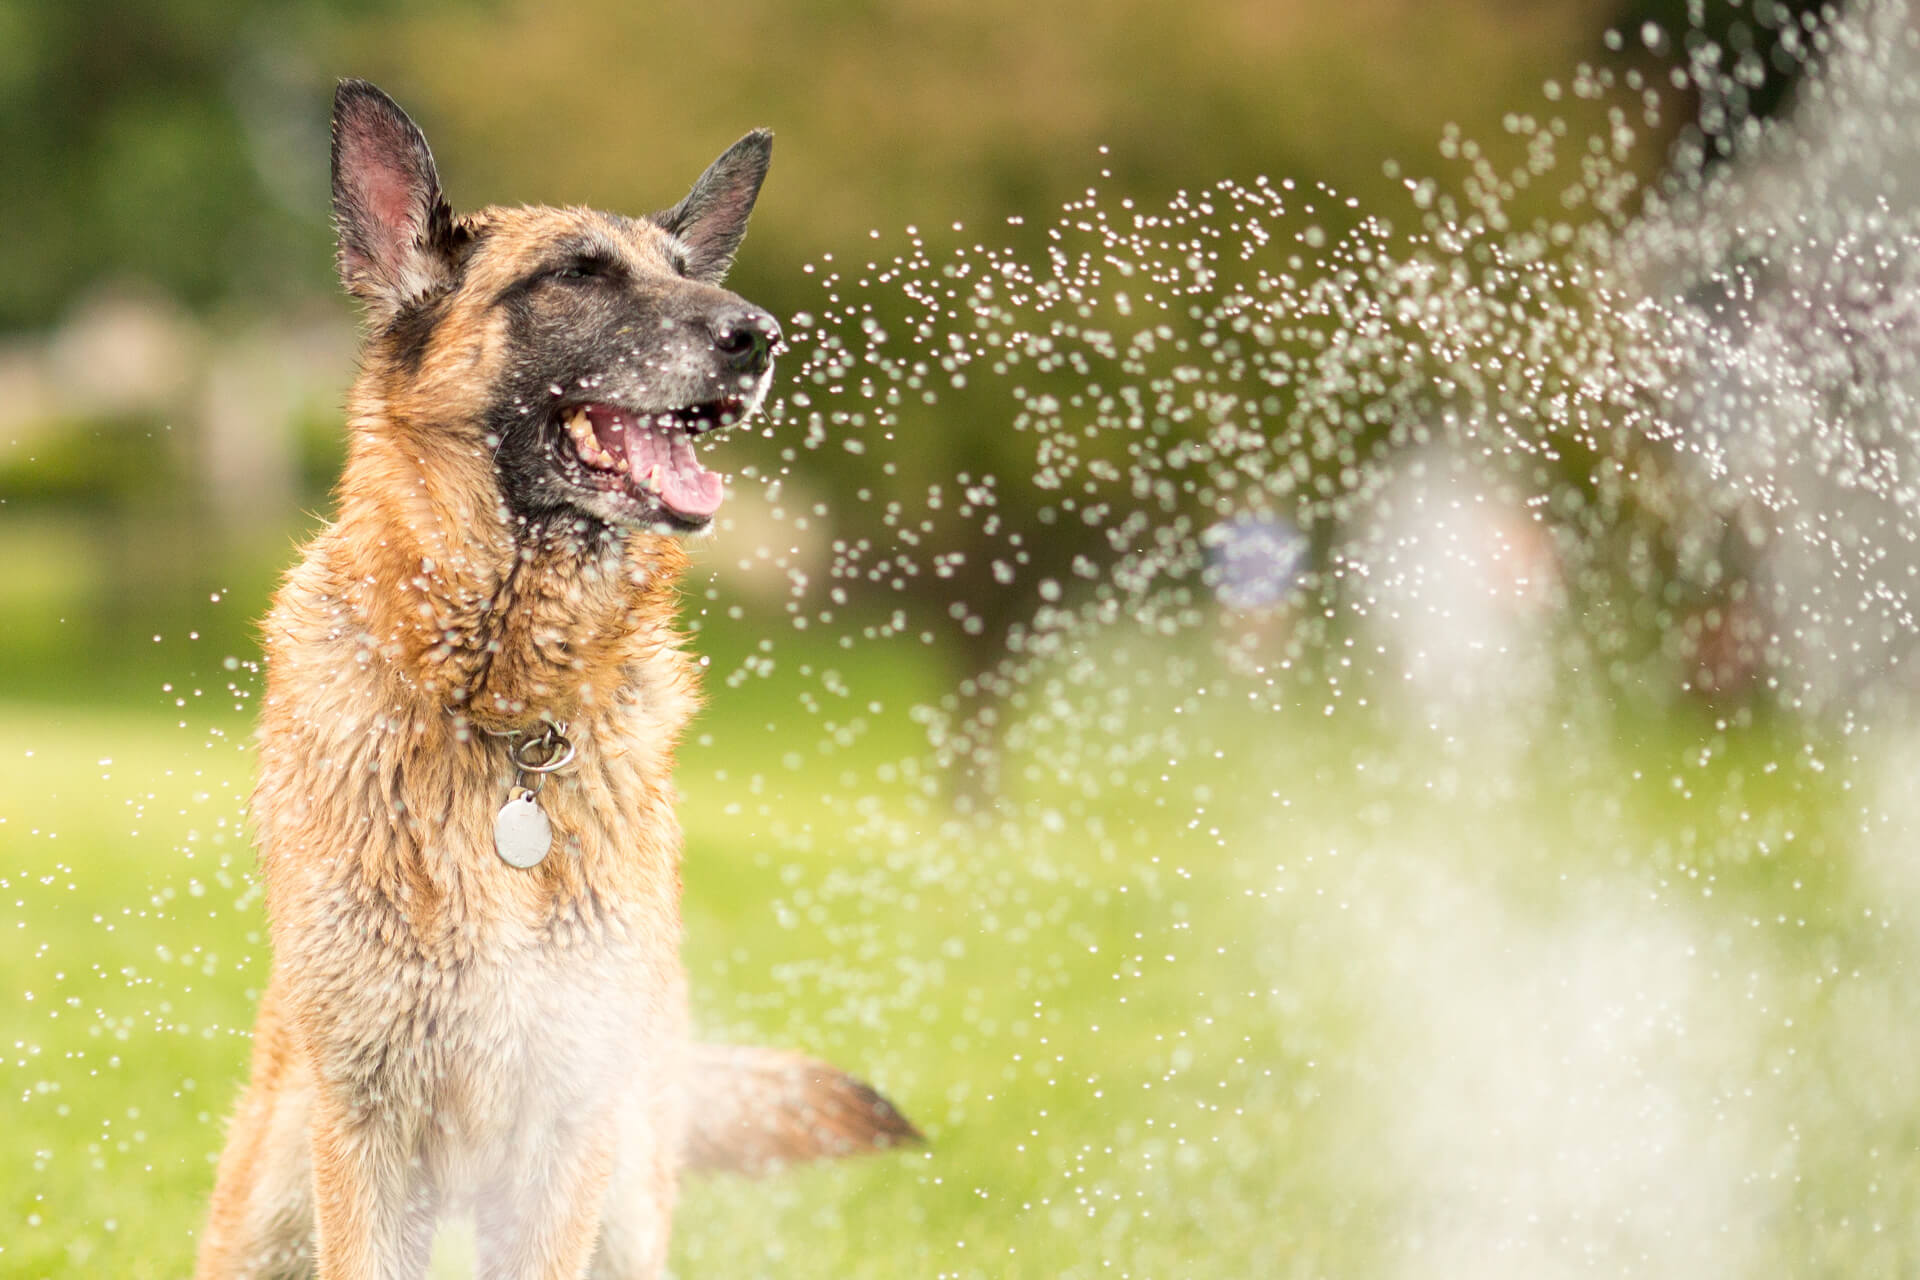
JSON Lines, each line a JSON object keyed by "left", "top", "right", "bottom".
{"left": 548, "top": 254, "right": 617, "bottom": 284}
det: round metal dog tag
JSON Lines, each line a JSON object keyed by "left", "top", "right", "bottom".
{"left": 493, "top": 789, "right": 552, "bottom": 868}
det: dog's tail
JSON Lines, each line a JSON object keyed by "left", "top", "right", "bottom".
{"left": 682, "top": 1042, "right": 923, "bottom": 1175}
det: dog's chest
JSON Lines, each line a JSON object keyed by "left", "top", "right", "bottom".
{"left": 264, "top": 723, "right": 688, "bottom": 1131}
{"left": 423, "top": 933, "right": 666, "bottom": 1144}
{"left": 253, "top": 617, "right": 694, "bottom": 1160}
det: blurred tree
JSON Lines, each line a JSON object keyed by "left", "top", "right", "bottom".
{"left": 0, "top": 0, "right": 460, "bottom": 331}
{"left": 1613, "top": 0, "right": 1834, "bottom": 172}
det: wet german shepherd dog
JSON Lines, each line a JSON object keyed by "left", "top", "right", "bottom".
{"left": 195, "top": 80, "right": 916, "bottom": 1279}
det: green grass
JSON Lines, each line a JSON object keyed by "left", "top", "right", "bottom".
{"left": 5, "top": 636, "right": 1920, "bottom": 1277}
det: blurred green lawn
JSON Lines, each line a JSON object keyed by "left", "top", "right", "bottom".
{"left": 5, "top": 625, "right": 1920, "bottom": 1277}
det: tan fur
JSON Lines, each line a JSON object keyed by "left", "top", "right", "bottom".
{"left": 196, "top": 124, "right": 915, "bottom": 1280}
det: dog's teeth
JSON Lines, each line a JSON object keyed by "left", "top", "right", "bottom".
{"left": 613, "top": 457, "right": 630, "bottom": 475}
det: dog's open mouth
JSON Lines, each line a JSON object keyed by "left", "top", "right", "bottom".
{"left": 559, "top": 398, "right": 748, "bottom": 524}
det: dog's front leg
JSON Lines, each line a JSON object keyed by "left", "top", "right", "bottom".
{"left": 309, "top": 1088, "right": 438, "bottom": 1280}
{"left": 474, "top": 1113, "right": 621, "bottom": 1280}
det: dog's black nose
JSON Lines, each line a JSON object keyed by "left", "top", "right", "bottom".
{"left": 711, "top": 308, "right": 780, "bottom": 375}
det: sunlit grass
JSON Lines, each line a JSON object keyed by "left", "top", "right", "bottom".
{"left": 4, "top": 648, "right": 1918, "bottom": 1276}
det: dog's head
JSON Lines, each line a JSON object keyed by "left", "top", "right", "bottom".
{"left": 331, "top": 78, "right": 777, "bottom": 534}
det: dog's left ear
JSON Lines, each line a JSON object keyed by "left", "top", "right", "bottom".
{"left": 653, "top": 130, "right": 772, "bottom": 284}
{"left": 331, "top": 79, "right": 459, "bottom": 323}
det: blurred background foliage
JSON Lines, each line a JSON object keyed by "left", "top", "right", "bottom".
{"left": 0, "top": 0, "right": 1818, "bottom": 702}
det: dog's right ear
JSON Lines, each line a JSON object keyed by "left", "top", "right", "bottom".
{"left": 331, "top": 79, "right": 457, "bottom": 323}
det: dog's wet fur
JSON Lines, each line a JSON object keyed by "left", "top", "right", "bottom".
{"left": 194, "top": 80, "right": 917, "bottom": 1280}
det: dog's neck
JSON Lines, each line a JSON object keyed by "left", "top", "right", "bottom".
{"left": 287, "top": 406, "right": 694, "bottom": 735}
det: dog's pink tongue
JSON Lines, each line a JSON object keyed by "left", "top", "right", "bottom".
{"left": 623, "top": 418, "right": 724, "bottom": 520}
